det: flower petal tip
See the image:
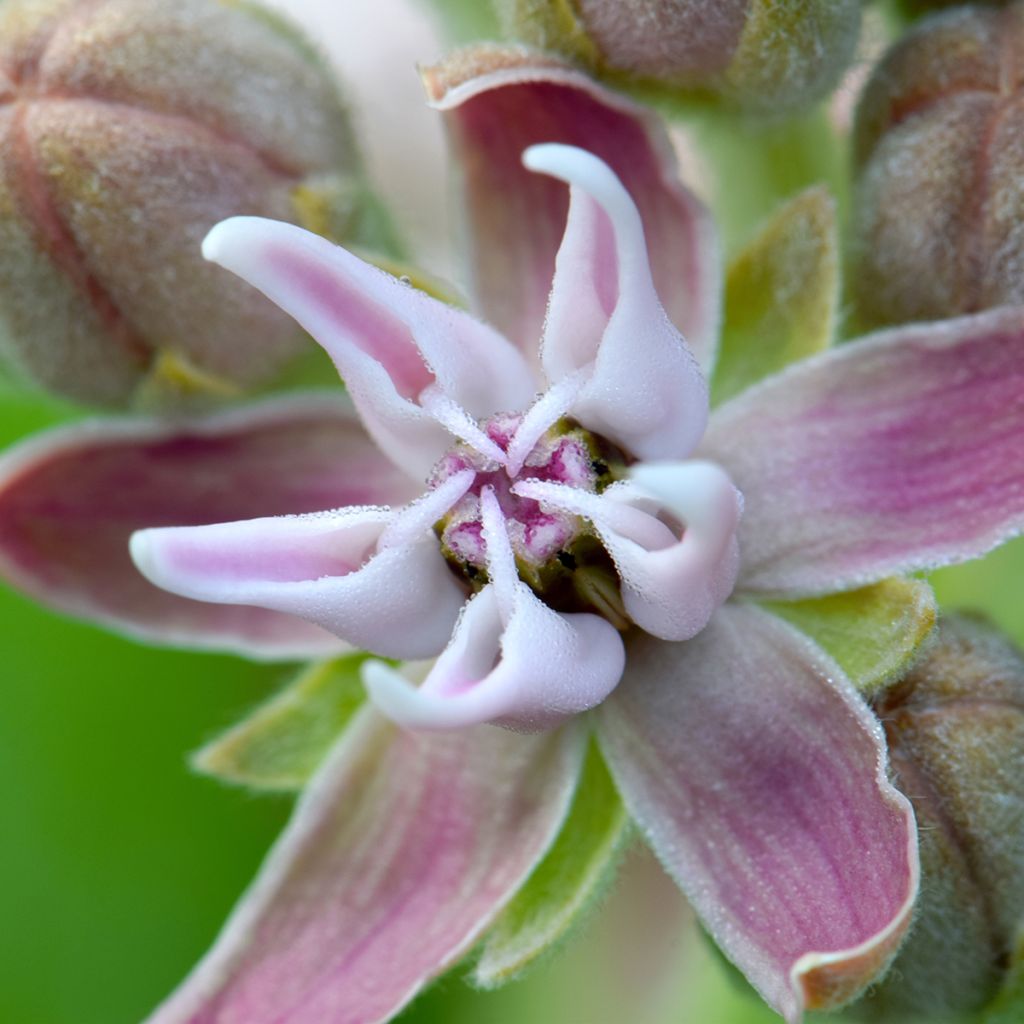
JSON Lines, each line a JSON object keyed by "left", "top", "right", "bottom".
{"left": 201, "top": 216, "right": 259, "bottom": 265}
{"left": 128, "top": 529, "right": 159, "bottom": 584}
{"left": 361, "top": 660, "right": 496, "bottom": 731}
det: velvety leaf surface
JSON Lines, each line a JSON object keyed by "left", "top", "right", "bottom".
{"left": 711, "top": 186, "right": 838, "bottom": 406}
{"left": 760, "top": 578, "right": 936, "bottom": 695}
{"left": 194, "top": 656, "right": 368, "bottom": 791}
{"left": 474, "top": 738, "right": 629, "bottom": 986}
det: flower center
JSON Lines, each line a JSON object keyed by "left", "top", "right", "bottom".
{"left": 432, "top": 414, "right": 628, "bottom": 622}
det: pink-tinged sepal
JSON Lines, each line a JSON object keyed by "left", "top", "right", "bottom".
{"left": 525, "top": 144, "right": 709, "bottom": 462}
{"left": 364, "top": 487, "right": 625, "bottom": 730}
{"left": 146, "top": 709, "right": 586, "bottom": 1024}
{"left": 597, "top": 604, "right": 919, "bottom": 1022}
{"left": 703, "top": 306, "right": 1024, "bottom": 597}
{"left": 0, "top": 393, "right": 416, "bottom": 658}
{"left": 202, "top": 217, "right": 538, "bottom": 478}
{"left": 131, "top": 501, "right": 466, "bottom": 661}
{"left": 424, "top": 47, "right": 721, "bottom": 373}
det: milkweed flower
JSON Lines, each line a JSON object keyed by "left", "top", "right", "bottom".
{"left": 1, "top": 50, "right": 1024, "bottom": 1024}
{"left": 130, "top": 143, "right": 1024, "bottom": 1018}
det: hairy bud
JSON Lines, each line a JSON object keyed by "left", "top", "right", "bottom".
{"left": 850, "top": 615, "right": 1024, "bottom": 1022}
{"left": 853, "top": 3, "right": 1024, "bottom": 328}
{"left": 495, "top": 0, "right": 862, "bottom": 114}
{"left": 0, "top": 0, "right": 375, "bottom": 406}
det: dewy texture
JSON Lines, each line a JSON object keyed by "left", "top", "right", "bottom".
{"left": 130, "top": 144, "right": 743, "bottom": 732}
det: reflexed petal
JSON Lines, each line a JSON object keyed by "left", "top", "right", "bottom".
{"left": 703, "top": 307, "right": 1024, "bottom": 597}
{"left": 424, "top": 46, "right": 721, "bottom": 373}
{"left": 515, "top": 461, "right": 740, "bottom": 641}
{"left": 363, "top": 582, "right": 625, "bottom": 731}
{"left": 203, "top": 216, "right": 537, "bottom": 477}
{"left": 0, "top": 393, "right": 413, "bottom": 658}
{"left": 131, "top": 506, "right": 465, "bottom": 661}
{"left": 146, "top": 708, "right": 586, "bottom": 1024}
{"left": 365, "top": 487, "right": 625, "bottom": 730}
{"left": 597, "top": 604, "right": 919, "bottom": 1022}
{"left": 525, "top": 145, "right": 709, "bottom": 461}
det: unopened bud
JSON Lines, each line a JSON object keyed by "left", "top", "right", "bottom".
{"left": 853, "top": 3, "right": 1024, "bottom": 327}
{"left": 849, "top": 615, "right": 1024, "bottom": 1022}
{"left": 0, "top": 0, "right": 377, "bottom": 407}
{"left": 496, "top": 0, "right": 862, "bottom": 114}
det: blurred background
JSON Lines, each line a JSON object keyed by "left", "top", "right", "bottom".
{"left": 2, "top": 0, "right": 1022, "bottom": 1021}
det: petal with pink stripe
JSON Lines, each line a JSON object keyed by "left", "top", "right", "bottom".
{"left": 425, "top": 47, "right": 720, "bottom": 374}
{"left": 146, "top": 709, "right": 585, "bottom": 1024}
{"left": 597, "top": 604, "right": 918, "bottom": 1022}
{"left": 524, "top": 144, "right": 709, "bottom": 461}
{"left": 0, "top": 393, "right": 415, "bottom": 658}
{"left": 203, "top": 217, "right": 537, "bottom": 478}
{"left": 702, "top": 307, "right": 1024, "bottom": 597}
{"left": 130, "top": 504, "right": 466, "bottom": 662}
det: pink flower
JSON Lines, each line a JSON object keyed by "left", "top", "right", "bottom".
{"left": 2, "top": 49, "right": 1024, "bottom": 1024}
{"left": 129, "top": 143, "right": 741, "bottom": 732}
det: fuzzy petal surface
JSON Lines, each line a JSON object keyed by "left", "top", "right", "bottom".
{"left": 0, "top": 393, "right": 413, "bottom": 658}
{"left": 203, "top": 216, "right": 537, "bottom": 477}
{"left": 131, "top": 504, "right": 465, "bottom": 661}
{"left": 364, "top": 583, "right": 624, "bottom": 731}
{"left": 525, "top": 145, "right": 709, "bottom": 461}
{"left": 424, "top": 46, "right": 720, "bottom": 373}
{"left": 146, "top": 709, "right": 585, "bottom": 1024}
{"left": 703, "top": 307, "right": 1024, "bottom": 597}
{"left": 597, "top": 603, "right": 918, "bottom": 1022}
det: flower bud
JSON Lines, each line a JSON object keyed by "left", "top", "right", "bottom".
{"left": 848, "top": 615, "right": 1024, "bottom": 1022}
{"left": 0, "top": 0, "right": 376, "bottom": 407}
{"left": 852, "top": 3, "right": 1024, "bottom": 328}
{"left": 495, "top": 0, "right": 862, "bottom": 114}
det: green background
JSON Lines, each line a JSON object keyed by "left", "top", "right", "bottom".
{"left": 4, "top": 0, "right": 1023, "bottom": 1016}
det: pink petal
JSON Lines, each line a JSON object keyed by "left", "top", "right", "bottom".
{"left": 203, "top": 217, "right": 537, "bottom": 478}
{"left": 146, "top": 709, "right": 585, "bottom": 1024}
{"left": 597, "top": 604, "right": 919, "bottom": 1022}
{"left": 363, "top": 583, "right": 625, "bottom": 731}
{"left": 524, "top": 145, "right": 710, "bottom": 461}
{"left": 424, "top": 47, "right": 721, "bottom": 373}
{"left": 131, "top": 492, "right": 469, "bottom": 662}
{"left": 0, "top": 394, "right": 414, "bottom": 658}
{"left": 702, "top": 307, "right": 1024, "bottom": 597}
{"left": 515, "top": 460, "right": 740, "bottom": 641}
{"left": 364, "top": 486, "right": 625, "bottom": 729}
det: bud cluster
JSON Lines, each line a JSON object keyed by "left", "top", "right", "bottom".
{"left": 0, "top": 0, "right": 371, "bottom": 406}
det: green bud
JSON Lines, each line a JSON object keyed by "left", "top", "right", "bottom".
{"left": 495, "top": 0, "right": 862, "bottom": 114}
{"left": 0, "top": 0, "right": 373, "bottom": 407}
{"left": 853, "top": 3, "right": 1024, "bottom": 328}
{"left": 849, "top": 615, "right": 1024, "bottom": 1022}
